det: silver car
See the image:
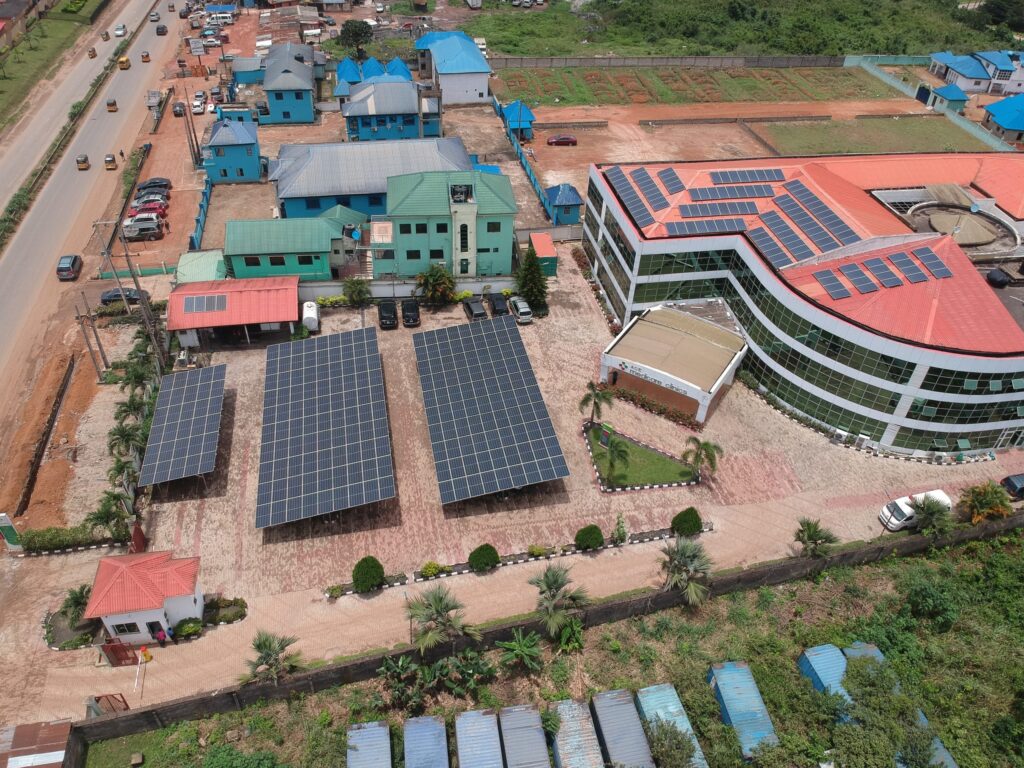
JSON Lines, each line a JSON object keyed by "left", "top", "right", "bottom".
{"left": 509, "top": 296, "right": 533, "bottom": 325}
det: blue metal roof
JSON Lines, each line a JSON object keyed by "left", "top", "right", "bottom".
{"left": 456, "top": 710, "right": 503, "bottom": 768}
{"left": 933, "top": 84, "right": 967, "bottom": 102}
{"left": 428, "top": 35, "right": 491, "bottom": 75}
{"left": 207, "top": 120, "right": 258, "bottom": 147}
{"left": 635, "top": 684, "right": 709, "bottom": 768}
{"left": 347, "top": 721, "right": 391, "bottom": 768}
{"left": 985, "top": 93, "right": 1024, "bottom": 130}
{"left": 386, "top": 56, "right": 413, "bottom": 80}
{"left": 204, "top": 3, "right": 236, "bottom": 12}
{"left": 333, "top": 80, "right": 351, "bottom": 97}
{"left": 798, "top": 644, "right": 852, "bottom": 703}
{"left": 931, "top": 51, "right": 990, "bottom": 81}
{"left": 415, "top": 30, "right": 469, "bottom": 51}
{"left": 504, "top": 100, "right": 536, "bottom": 126}
{"left": 591, "top": 690, "right": 655, "bottom": 768}
{"left": 337, "top": 57, "right": 361, "bottom": 84}
{"left": 551, "top": 700, "right": 603, "bottom": 768}
{"left": 361, "top": 57, "right": 385, "bottom": 79}
{"left": 499, "top": 706, "right": 550, "bottom": 768}
{"left": 405, "top": 716, "right": 449, "bottom": 768}
{"left": 975, "top": 50, "right": 1015, "bottom": 72}
{"left": 707, "top": 662, "right": 779, "bottom": 759}
{"left": 546, "top": 183, "right": 583, "bottom": 207}
{"left": 842, "top": 641, "right": 886, "bottom": 663}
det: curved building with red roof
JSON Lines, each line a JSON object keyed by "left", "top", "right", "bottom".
{"left": 583, "top": 153, "right": 1024, "bottom": 455}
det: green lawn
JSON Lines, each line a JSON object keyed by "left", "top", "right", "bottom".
{"left": 586, "top": 427, "right": 694, "bottom": 488}
{"left": 388, "top": 0, "right": 436, "bottom": 13}
{"left": 755, "top": 117, "right": 992, "bottom": 155}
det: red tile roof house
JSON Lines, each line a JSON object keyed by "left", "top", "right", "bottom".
{"left": 83, "top": 552, "right": 202, "bottom": 645}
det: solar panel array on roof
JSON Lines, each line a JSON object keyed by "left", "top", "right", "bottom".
{"left": 678, "top": 201, "right": 758, "bottom": 218}
{"left": 629, "top": 168, "right": 669, "bottom": 211}
{"left": 760, "top": 211, "right": 815, "bottom": 261}
{"left": 665, "top": 218, "right": 747, "bottom": 237}
{"left": 256, "top": 328, "right": 395, "bottom": 529}
{"left": 139, "top": 365, "right": 226, "bottom": 486}
{"left": 414, "top": 316, "right": 569, "bottom": 505}
{"left": 710, "top": 168, "right": 785, "bottom": 184}
{"left": 913, "top": 246, "right": 953, "bottom": 278}
{"left": 184, "top": 294, "right": 227, "bottom": 313}
{"left": 747, "top": 227, "right": 792, "bottom": 268}
{"left": 813, "top": 270, "right": 851, "bottom": 300}
{"left": 888, "top": 252, "right": 929, "bottom": 284}
{"left": 657, "top": 167, "right": 685, "bottom": 194}
{"left": 775, "top": 194, "right": 839, "bottom": 252}
{"left": 863, "top": 257, "right": 903, "bottom": 288}
{"left": 783, "top": 180, "right": 861, "bottom": 245}
{"left": 605, "top": 166, "right": 654, "bottom": 228}
{"left": 690, "top": 184, "right": 774, "bottom": 201}
{"left": 837, "top": 263, "right": 879, "bottom": 294}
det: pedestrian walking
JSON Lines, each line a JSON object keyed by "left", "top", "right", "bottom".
{"left": 167, "top": 625, "right": 177, "bottom": 645}
{"left": 119, "top": 149, "right": 125, "bottom": 161}
{"left": 164, "top": 218, "right": 171, "bottom": 233}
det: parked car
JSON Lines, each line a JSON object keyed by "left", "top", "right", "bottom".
{"left": 509, "top": 295, "right": 533, "bottom": 324}
{"left": 1001, "top": 473, "right": 1024, "bottom": 500}
{"left": 148, "top": 11, "right": 160, "bottom": 21}
{"left": 194, "top": 90, "right": 206, "bottom": 100}
{"left": 401, "top": 298, "right": 420, "bottom": 327}
{"left": 127, "top": 202, "right": 169, "bottom": 218}
{"left": 377, "top": 300, "right": 398, "bottom": 329}
{"left": 210, "top": 86, "right": 224, "bottom": 103}
{"left": 140, "top": 51, "right": 151, "bottom": 62}
{"left": 156, "top": 24, "right": 168, "bottom": 35}
{"left": 138, "top": 177, "right": 172, "bottom": 191}
{"left": 171, "top": 101, "right": 186, "bottom": 117}
{"left": 546, "top": 134, "right": 577, "bottom": 146}
{"left": 56, "top": 254, "right": 83, "bottom": 281}
{"left": 100, "top": 287, "right": 151, "bottom": 306}
{"left": 320, "top": 15, "right": 335, "bottom": 25}
{"left": 131, "top": 193, "right": 169, "bottom": 208}
{"left": 113, "top": 23, "right": 127, "bottom": 36}
{"left": 106, "top": 98, "right": 118, "bottom": 112}
{"left": 463, "top": 297, "right": 486, "bottom": 322}
{"left": 191, "top": 99, "right": 205, "bottom": 114}
{"left": 879, "top": 489, "right": 952, "bottom": 532}
{"left": 203, "top": 37, "right": 222, "bottom": 48}
{"left": 487, "top": 292, "right": 508, "bottom": 317}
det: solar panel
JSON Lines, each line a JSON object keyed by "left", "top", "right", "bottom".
{"left": 838, "top": 263, "right": 879, "bottom": 294}
{"left": 139, "top": 365, "right": 226, "bottom": 486}
{"left": 605, "top": 166, "right": 654, "bottom": 228}
{"left": 775, "top": 194, "right": 839, "bottom": 252}
{"left": 678, "top": 201, "right": 758, "bottom": 218}
{"left": 912, "top": 247, "right": 953, "bottom": 278}
{"left": 413, "top": 316, "right": 569, "bottom": 505}
{"left": 690, "top": 185, "right": 774, "bottom": 201}
{"left": 657, "top": 168, "right": 685, "bottom": 194}
{"left": 665, "top": 218, "right": 747, "bottom": 236}
{"left": 747, "top": 227, "right": 792, "bottom": 268}
{"left": 255, "top": 328, "right": 395, "bottom": 529}
{"left": 710, "top": 168, "right": 785, "bottom": 184}
{"left": 629, "top": 168, "right": 669, "bottom": 211}
{"left": 184, "top": 295, "right": 227, "bottom": 313}
{"left": 760, "top": 211, "right": 815, "bottom": 261}
{"left": 863, "top": 257, "right": 903, "bottom": 288}
{"left": 813, "top": 269, "right": 852, "bottom": 300}
{"left": 888, "top": 252, "right": 929, "bottom": 284}
{"left": 783, "top": 180, "right": 861, "bottom": 245}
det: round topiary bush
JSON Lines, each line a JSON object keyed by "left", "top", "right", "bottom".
{"left": 672, "top": 507, "right": 702, "bottom": 537}
{"left": 575, "top": 524, "right": 605, "bottom": 551}
{"left": 468, "top": 544, "right": 500, "bottom": 572}
{"left": 351, "top": 556, "right": 386, "bottom": 593}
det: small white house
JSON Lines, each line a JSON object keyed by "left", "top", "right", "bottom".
{"left": 84, "top": 551, "right": 203, "bottom": 645}
{"left": 415, "top": 32, "right": 490, "bottom": 105}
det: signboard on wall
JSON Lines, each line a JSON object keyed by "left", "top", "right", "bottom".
{"left": 187, "top": 37, "right": 206, "bottom": 56}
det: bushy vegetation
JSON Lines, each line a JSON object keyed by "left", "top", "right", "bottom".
{"left": 574, "top": 524, "right": 604, "bottom": 551}
{"left": 20, "top": 523, "right": 127, "bottom": 553}
{"left": 351, "top": 556, "right": 386, "bottom": 593}
{"left": 174, "top": 618, "right": 204, "bottom": 639}
{"left": 468, "top": 544, "right": 500, "bottom": 573}
{"left": 672, "top": 507, "right": 703, "bottom": 537}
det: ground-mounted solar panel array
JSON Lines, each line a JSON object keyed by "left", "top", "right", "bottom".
{"left": 414, "top": 316, "right": 569, "bottom": 505}
{"left": 139, "top": 365, "right": 226, "bottom": 486}
{"left": 256, "top": 328, "right": 395, "bottom": 529}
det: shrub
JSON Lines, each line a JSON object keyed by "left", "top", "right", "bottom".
{"left": 575, "top": 524, "right": 604, "bottom": 551}
{"left": 174, "top": 618, "right": 203, "bottom": 639}
{"left": 468, "top": 544, "right": 500, "bottom": 572}
{"left": 204, "top": 596, "right": 248, "bottom": 624}
{"left": 454, "top": 289, "right": 473, "bottom": 302}
{"left": 611, "top": 512, "right": 628, "bottom": 545}
{"left": 291, "top": 325, "right": 310, "bottom": 341}
{"left": 671, "top": 507, "right": 702, "bottom": 537}
{"left": 527, "top": 544, "right": 549, "bottom": 558}
{"left": 325, "top": 585, "right": 344, "bottom": 599}
{"left": 352, "top": 556, "right": 386, "bottom": 593}
{"left": 315, "top": 294, "right": 347, "bottom": 308}
{"left": 19, "top": 525, "right": 98, "bottom": 553}
{"left": 59, "top": 632, "right": 94, "bottom": 651}
{"left": 420, "top": 561, "right": 449, "bottom": 579}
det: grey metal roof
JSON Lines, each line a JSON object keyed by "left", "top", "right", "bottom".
{"left": 231, "top": 56, "right": 264, "bottom": 73}
{"left": 269, "top": 137, "right": 473, "bottom": 199}
{"left": 207, "top": 120, "right": 258, "bottom": 147}
{"left": 263, "top": 42, "right": 314, "bottom": 91}
{"left": 405, "top": 716, "right": 449, "bottom": 768}
{"left": 342, "top": 77, "right": 438, "bottom": 118}
{"left": 455, "top": 710, "right": 503, "bottom": 768}
{"left": 346, "top": 721, "right": 391, "bottom": 768}
{"left": 590, "top": 690, "right": 655, "bottom": 768}
{"left": 499, "top": 706, "right": 550, "bottom": 768}
{"left": 552, "top": 700, "right": 603, "bottom": 768}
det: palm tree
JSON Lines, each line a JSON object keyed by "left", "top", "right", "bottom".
{"left": 578, "top": 381, "right": 614, "bottom": 427}
{"left": 107, "top": 423, "right": 145, "bottom": 458}
{"left": 84, "top": 495, "right": 129, "bottom": 540}
{"left": 529, "top": 563, "right": 591, "bottom": 639}
{"left": 911, "top": 495, "right": 953, "bottom": 539}
{"left": 495, "top": 628, "right": 543, "bottom": 672}
{"left": 406, "top": 584, "right": 481, "bottom": 654}
{"left": 243, "top": 630, "right": 302, "bottom": 685}
{"left": 118, "top": 363, "right": 151, "bottom": 395}
{"left": 415, "top": 264, "right": 457, "bottom": 305}
{"left": 107, "top": 456, "right": 139, "bottom": 490}
{"left": 794, "top": 518, "right": 839, "bottom": 558}
{"left": 60, "top": 584, "right": 92, "bottom": 628}
{"left": 114, "top": 393, "right": 148, "bottom": 424}
{"left": 959, "top": 480, "right": 1012, "bottom": 524}
{"left": 660, "top": 538, "right": 712, "bottom": 607}
{"left": 681, "top": 436, "right": 724, "bottom": 479}
{"left": 605, "top": 436, "right": 630, "bottom": 483}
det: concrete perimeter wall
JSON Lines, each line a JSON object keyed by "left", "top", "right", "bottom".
{"left": 489, "top": 55, "right": 845, "bottom": 70}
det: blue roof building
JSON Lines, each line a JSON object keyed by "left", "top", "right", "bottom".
{"left": 346, "top": 721, "right": 391, "bottom": 768}
{"left": 203, "top": 120, "right": 261, "bottom": 184}
{"left": 546, "top": 183, "right": 583, "bottom": 224}
{"left": 455, "top": 710, "right": 503, "bottom": 768}
{"left": 985, "top": 92, "right": 1024, "bottom": 141}
{"left": 337, "top": 57, "right": 362, "bottom": 84}
{"left": 361, "top": 56, "right": 385, "bottom": 80}
{"left": 635, "top": 684, "right": 708, "bottom": 768}
{"left": 707, "top": 662, "right": 779, "bottom": 759}
{"left": 342, "top": 76, "right": 440, "bottom": 141}
{"left": 416, "top": 31, "right": 491, "bottom": 104}
{"left": 797, "top": 644, "right": 853, "bottom": 707}
{"left": 405, "top": 716, "right": 449, "bottom": 768}
{"left": 503, "top": 99, "right": 536, "bottom": 138}
{"left": 386, "top": 56, "right": 413, "bottom": 80}
{"left": 929, "top": 49, "right": 1024, "bottom": 95}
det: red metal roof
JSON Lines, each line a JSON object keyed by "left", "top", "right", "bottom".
{"left": 84, "top": 552, "right": 200, "bottom": 618}
{"left": 166, "top": 276, "right": 300, "bottom": 332}
{"left": 529, "top": 232, "right": 557, "bottom": 259}
{"left": 0, "top": 721, "right": 70, "bottom": 768}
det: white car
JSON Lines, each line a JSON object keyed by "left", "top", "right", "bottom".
{"left": 879, "top": 489, "right": 952, "bottom": 531}
{"left": 191, "top": 99, "right": 205, "bottom": 114}
{"left": 509, "top": 296, "right": 533, "bottom": 325}
{"left": 114, "top": 23, "right": 127, "bottom": 36}
{"left": 374, "top": 2, "right": 384, "bottom": 11}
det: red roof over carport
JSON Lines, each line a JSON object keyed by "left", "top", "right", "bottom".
{"left": 166, "top": 276, "right": 300, "bottom": 331}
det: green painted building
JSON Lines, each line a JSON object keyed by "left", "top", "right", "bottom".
{"left": 373, "top": 170, "right": 517, "bottom": 279}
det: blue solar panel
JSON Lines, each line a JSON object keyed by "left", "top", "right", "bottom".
{"left": 747, "top": 227, "right": 792, "bottom": 268}
{"left": 710, "top": 168, "right": 785, "bottom": 184}
{"left": 888, "top": 252, "right": 929, "bottom": 284}
{"left": 665, "top": 218, "right": 747, "bottom": 236}
{"left": 760, "top": 211, "right": 815, "bottom": 261}
{"left": 630, "top": 168, "right": 669, "bottom": 211}
{"left": 605, "top": 166, "right": 655, "bottom": 228}
{"left": 657, "top": 168, "right": 685, "bottom": 194}
{"left": 678, "top": 201, "right": 758, "bottom": 218}
{"left": 912, "top": 247, "right": 953, "bottom": 278}
{"left": 775, "top": 194, "right": 839, "bottom": 252}
{"left": 783, "top": 180, "right": 861, "bottom": 245}
{"left": 863, "top": 258, "right": 903, "bottom": 288}
{"left": 813, "top": 270, "right": 852, "bottom": 300}
{"left": 838, "top": 263, "right": 879, "bottom": 294}
{"left": 690, "top": 185, "right": 774, "bottom": 201}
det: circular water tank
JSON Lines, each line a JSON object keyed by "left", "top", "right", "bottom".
{"left": 302, "top": 301, "right": 320, "bottom": 332}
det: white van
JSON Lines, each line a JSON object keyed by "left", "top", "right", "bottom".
{"left": 879, "top": 489, "right": 952, "bottom": 531}
{"left": 210, "top": 11, "right": 234, "bottom": 24}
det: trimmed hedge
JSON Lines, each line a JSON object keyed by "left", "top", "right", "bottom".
{"left": 575, "top": 524, "right": 604, "bottom": 551}
{"left": 351, "top": 556, "right": 385, "bottom": 593}
{"left": 672, "top": 507, "right": 702, "bottom": 537}
{"left": 174, "top": 618, "right": 203, "bottom": 639}
{"left": 19, "top": 524, "right": 126, "bottom": 553}
{"left": 468, "top": 544, "right": 500, "bottom": 573}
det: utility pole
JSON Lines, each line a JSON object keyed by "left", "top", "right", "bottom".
{"left": 92, "top": 220, "right": 133, "bottom": 313}
{"left": 75, "top": 307, "right": 103, "bottom": 383}
{"left": 118, "top": 232, "right": 167, "bottom": 373}
{"left": 80, "top": 292, "right": 109, "bottom": 369}
{"left": 181, "top": 86, "right": 201, "bottom": 167}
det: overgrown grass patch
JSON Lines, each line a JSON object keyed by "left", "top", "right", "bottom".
{"left": 585, "top": 426, "right": 694, "bottom": 488}
{"left": 0, "top": 19, "right": 86, "bottom": 131}
{"left": 756, "top": 117, "right": 991, "bottom": 154}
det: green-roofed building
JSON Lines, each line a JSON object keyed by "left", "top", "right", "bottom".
{"left": 174, "top": 249, "right": 227, "bottom": 285}
{"left": 375, "top": 170, "right": 516, "bottom": 279}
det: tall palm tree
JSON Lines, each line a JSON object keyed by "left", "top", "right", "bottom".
{"left": 660, "top": 538, "right": 712, "bottom": 607}
{"left": 578, "top": 381, "right": 614, "bottom": 427}
{"left": 118, "top": 363, "right": 151, "bottom": 396}
{"left": 681, "top": 436, "right": 724, "bottom": 479}
{"left": 528, "top": 563, "right": 591, "bottom": 638}
{"left": 107, "top": 423, "right": 145, "bottom": 458}
{"left": 60, "top": 584, "right": 92, "bottom": 628}
{"left": 114, "top": 393, "right": 148, "bottom": 424}
{"left": 605, "top": 436, "right": 630, "bottom": 483}
{"left": 794, "top": 518, "right": 839, "bottom": 559}
{"left": 107, "top": 456, "right": 139, "bottom": 491}
{"left": 84, "top": 495, "right": 129, "bottom": 540}
{"left": 243, "top": 630, "right": 302, "bottom": 686}
{"left": 911, "top": 495, "right": 953, "bottom": 539}
{"left": 406, "top": 584, "right": 481, "bottom": 654}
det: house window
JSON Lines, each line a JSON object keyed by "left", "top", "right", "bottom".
{"left": 376, "top": 117, "right": 387, "bottom": 127}
{"left": 460, "top": 224, "right": 469, "bottom": 252}
{"left": 219, "top": 169, "right": 228, "bottom": 178}
{"left": 236, "top": 168, "right": 245, "bottom": 176}
{"left": 406, "top": 249, "right": 421, "bottom": 260}
{"left": 297, "top": 255, "right": 313, "bottom": 265}
{"left": 486, "top": 221, "right": 501, "bottom": 233}
{"left": 429, "top": 249, "right": 443, "bottom": 259}
{"left": 403, "top": 115, "right": 415, "bottom": 125}
{"left": 478, "top": 247, "right": 491, "bottom": 253}
{"left": 246, "top": 147, "right": 254, "bottom": 156}
{"left": 269, "top": 256, "right": 285, "bottom": 266}
{"left": 369, "top": 195, "right": 383, "bottom": 206}
{"left": 974, "top": 80, "right": 982, "bottom": 86}
{"left": 361, "top": 118, "right": 371, "bottom": 127}
{"left": 399, "top": 223, "right": 412, "bottom": 235}
{"left": 436, "top": 222, "right": 448, "bottom": 234}
{"left": 282, "top": 111, "right": 291, "bottom": 119}
{"left": 275, "top": 92, "right": 284, "bottom": 100}
{"left": 336, "top": 196, "right": 351, "bottom": 206}
{"left": 215, "top": 147, "right": 225, "bottom": 157}
{"left": 112, "top": 622, "right": 140, "bottom": 635}
{"left": 305, "top": 198, "right": 320, "bottom": 210}
{"left": 563, "top": 206, "right": 572, "bottom": 214}
{"left": 460, "top": 258, "right": 470, "bottom": 274}
{"left": 244, "top": 256, "right": 261, "bottom": 267}
{"left": 415, "top": 223, "right": 427, "bottom": 234}
{"left": 295, "top": 91, "right": 304, "bottom": 99}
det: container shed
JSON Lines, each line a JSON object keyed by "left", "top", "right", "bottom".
{"left": 499, "top": 705, "right": 550, "bottom": 768}
{"left": 347, "top": 721, "right": 392, "bottom": 768}
{"left": 405, "top": 716, "right": 449, "bottom": 768}
{"left": 529, "top": 232, "right": 558, "bottom": 277}
{"left": 455, "top": 710, "right": 503, "bottom": 768}
{"left": 707, "top": 662, "right": 779, "bottom": 759}
{"left": 635, "top": 684, "right": 709, "bottom": 768}
{"left": 798, "top": 645, "right": 852, "bottom": 704}
{"left": 591, "top": 690, "right": 655, "bottom": 768}
{"left": 551, "top": 700, "right": 603, "bottom": 768}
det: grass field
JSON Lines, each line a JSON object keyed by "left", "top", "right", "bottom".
{"left": 586, "top": 427, "right": 695, "bottom": 488}
{"left": 754, "top": 117, "right": 993, "bottom": 155}
{"left": 491, "top": 67, "right": 897, "bottom": 106}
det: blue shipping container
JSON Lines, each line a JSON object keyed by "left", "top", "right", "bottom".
{"left": 798, "top": 645, "right": 853, "bottom": 704}
{"left": 590, "top": 690, "right": 655, "bottom": 768}
{"left": 635, "top": 684, "right": 709, "bottom": 768}
{"left": 707, "top": 662, "right": 779, "bottom": 759}
{"left": 455, "top": 710, "right": 503, "bottom": 768}
{"left": 551, "top": 700, "right": 603, "bottom": 768}
{"left": 405, "top": 716, "right": 449, "bottom": 768}
{"left": 347, "top": 721, "right": 391, "bottom": 768}
{"left": 499, "top": 706, "right": 550, "bottom": 768}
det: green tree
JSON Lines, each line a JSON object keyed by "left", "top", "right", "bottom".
{"left": 795, "top": 517, "right": 839, "bottom": 558}
{"left": 578, "top": 380, "right": 613, "bottom": 426}
{"left": 84, "top": 492, "right": 130, "bottom": 540}
{"left": 351, "top": 555, "right": 385, "bottom": 593}
{"left": 515, "top": 245, "right": 549, "bottom": 309}
{"left": 680, "top": 435, "right": 724, "bottom": 478}
{"left": 415, "top": 263, "right": 457, "bottom": 305}
{"left": 338, "top": 19, "right": 373, "bottom": 49}
{"left": 495, "top": 628, "right": 543, "bottom": 672}
{"left": 343, "top": 277, "right": 372, "bottom": 307}
{"left": 406, "top": 584, "right": 481, "bottom": 654}
{"left": 959, "top": 480, "right": 1012, "bottom": 524}
{"left": 605, "top": 435, "right": 630, "bottom": 483}
{"left": 118, "top": 363, "right": 151, "bottom": 395}
{"left": 529, "top": 563, "right": 590, "bottom": 638}
{"left": 660, "top": 537, "right": 711, "bottom": 606}
{"left": 911, "top": 495, "right": 953, "bottom": 539}
{"left": 645, "top": 717, "right": 696, "bottom": 768}
{"left": 60, "top": 584, "right": 92, "bottom": 628}
{"left": 242, "top": 630, "right": 302, "bottom": 686}
{"left": 107, "top": 422, "right": 145, "bottom": 458}
{"left": 114, "top": 392, "right": 147, "bottom": 423}
{"left": 107, "top": 455, "right": 139, "bottom": 490}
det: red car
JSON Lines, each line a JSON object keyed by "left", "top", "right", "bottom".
{"left": 547, "top": 134, "right": 577, "bottom": 146}
{"left": 127, "top": 201, "right": 168, "bottom": 218}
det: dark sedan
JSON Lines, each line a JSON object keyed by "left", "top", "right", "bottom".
{"left": 100, "top": 287, "right": 151, "bottom": 306}
{"left": 377, "top": 300, "right": 398, "bottom": 329}
{"left": 547, "top": 134, "right": 577, "bottom": 146}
